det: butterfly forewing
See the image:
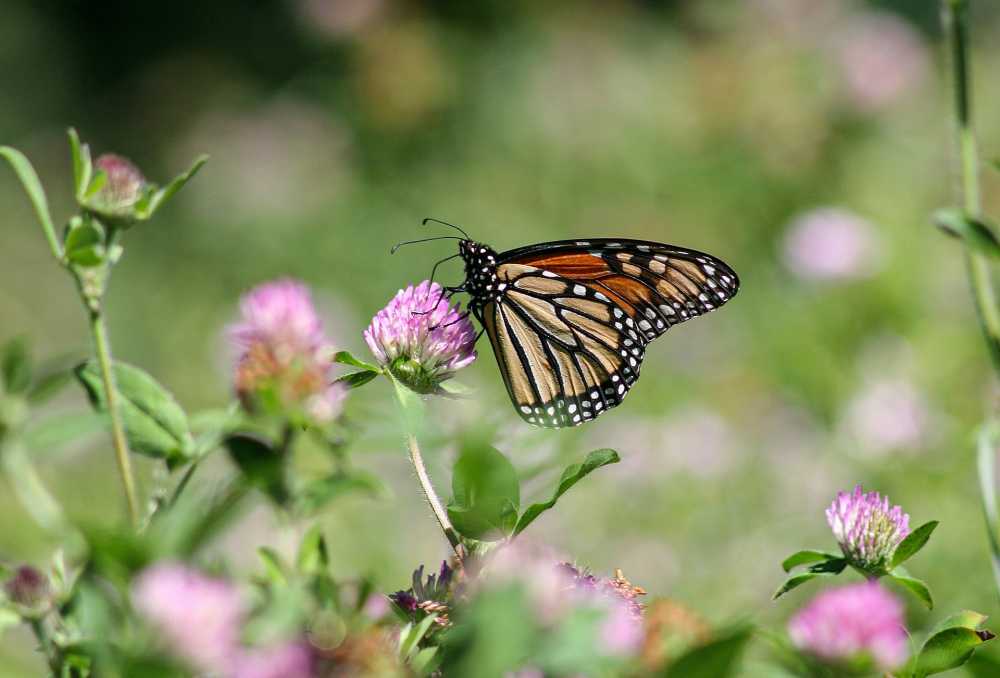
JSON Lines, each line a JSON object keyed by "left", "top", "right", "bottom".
{"left": 478, "top": 239, "right": 739, "bottom": 428}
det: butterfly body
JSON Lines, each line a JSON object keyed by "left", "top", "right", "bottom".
{"left": 452, "top": 237, "right": 739, "bottom": 428}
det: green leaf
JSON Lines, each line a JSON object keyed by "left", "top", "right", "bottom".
{"left": 409, "top": 646, "right": 440, "bottom": 677}
{"left": 296, "top": 471, "right": 386, "bottom": 514}
{"left": 2, "top": 336, "right": 32, "bottom": 394}
{"left": 933, "top": 208, "right": 1000, "bottom": 259}
{"left": 74, "top": 360, "right": 194, "bottom": 460}
{"left": 889, "top": 570, "right": 934, "bottom": 609}
{"left": 63, "top": 220, "right": 105, "bottom": 267}
{"left": 513, "top": 448, "right": 619, "bottom": 536}
{"left": 447, "top": 443, "right": 520, "bottom": 540}
{"left": 666, "top": 625, "right": 753, "bottom": 678}
{"left": 258, "top": 548, "right": 290, "bottom": 587}
{"left": 0, "top": 607, "right": 22, "bottom": 637}
{"left": 333, "top": 350, "right": 382, "bottom": 373}
{"left": 296, "top": 525, "right": 329, "bottom": 576}
{"left": 928, "top": 610, "right": 990, "bottom": 637}
{"left": 334, "top": 370, "right": 378, "bottom": 390}
{"left": 399, "top": 614, "right": 439, "bottom": 660}
{"left": 891, "top": 521, "right": 939, "bottom": 569}
{"left": 22, "top": 411, "right": 108, "bottom": 452}
{"left": 772, "top": 559, "right": 848, "bottom": 599}
{"left": 68, "top": 128, "right": 92, "bottom": 200}
{"left": 27, "top": 367, "right": 73, "bottom": 405}
{"left": 916, "top": 626, "right": 995, "bottom": 676}
{"left": 135, "top": 155, "right": 208, "bottom": 219}
{"left": 224, "top": 434, "right": 289, "bottom": 505}
{"left": 0, "top": 145, "right": 61, "bottom": 258}
{"left": 781, "top": 550, "right": 842, "bottom": 573}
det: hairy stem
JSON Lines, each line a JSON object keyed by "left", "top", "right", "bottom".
{"left": 944, "top": 0, "right": 1000, "bottom": 371}
{"left": 89, "top": 311, "right": 140, "bottom": 527}
{"left": 406, "top": 433, "right": 464, "bottom": 560}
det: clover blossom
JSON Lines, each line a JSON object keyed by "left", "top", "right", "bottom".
{"left": 132, "top": 564, "right": 245, "bottom": 674}
{"left": 229, "top": 279, "right": 343, "bottom": 423}
{"left": 3, "top": 565, "right": 51, "bottom": 612}
{"left": 788, "top": 581, "right": 908, "bottom": 671}
{"left": 364, "top": 280, "right": 477, "bottom": 394}
{"left": 826, "top": 484, "right": 909, "bottom": 573}
{"left": 389, "top": 561, "right": 454, "bottom": 625}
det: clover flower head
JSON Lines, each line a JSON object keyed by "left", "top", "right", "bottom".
{"left": 364, "top": 280, "right": 477, "bottom": 393}
{"left": 389, "top": 560, "right": 454, "bottom": 624}
{"left": 789, "top": 581, "right": 908, "bottom": 670}
{"left": 229, "top": 279, "right": 343, "bottom": 423}
{"left": 91, "top": 153, "right": 146, "bottom": 217}
{"left": 826, "top": 484, "right": 909, "bottom": 573}
{"left": 4, "top": 565, "right": 50, "bottom": 611}
{"left": 132, "top": 564, "right": 245, "bottom": 674}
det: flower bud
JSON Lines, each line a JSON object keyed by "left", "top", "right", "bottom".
{"left": 89, "top": 154, "right": 146, "bottom": 218}
{"left": 4, "top": 565, "right": 50, "bottom": 612}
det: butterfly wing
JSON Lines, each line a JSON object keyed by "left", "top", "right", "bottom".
{"left": 482, "top": 239, "right": 739, "bottom": 428}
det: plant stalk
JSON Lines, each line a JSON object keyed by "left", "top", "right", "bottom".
{"left": 89, "top": 310, "right": 140, "bottom": 527}
{"left": 405, "top": 432, "right": 464, "bottom": 561}
{"left": 944, "top": 0, "right": 1000, "bottom": 372}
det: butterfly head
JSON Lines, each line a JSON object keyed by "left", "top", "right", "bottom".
{"left": 458, "top": 239, "right": 501, "bottom": 303}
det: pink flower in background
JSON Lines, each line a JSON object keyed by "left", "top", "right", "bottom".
{"left": 364, "top": 280, "right": 477, "bottom": 393}
{"left": 833, "top": 12, "right": 929, "bottom": 113}
{"left": 229, "top": 279, "right": 344, "bottom": 422}
{"left": 782, "top": 207, "right": 881, "bottom": 281}
{"left": 132, "top": 564, "right": 245, "bottom": 674}
{"left": 826, "top": 485, "right": 909, "bottom": 572}
{"left": 843, "top": 377, "right": 928, "bottom": 455}
{"left": 789, "top": 582, "right": 908, "bottom": 670}
{"left": 232, "top": 642, "right": 313, "bottom": 678}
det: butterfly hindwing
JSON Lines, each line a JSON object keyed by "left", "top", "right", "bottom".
{"left": 482, "top": 263, "right": 647, "bottom": 428}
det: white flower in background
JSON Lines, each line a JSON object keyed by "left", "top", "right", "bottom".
{"left": 842, "top": 377, "right": 929, "bottom": 456}
{"left": 782, "top": 207, "right": 882, "bottom": 281}
{"left": 832, "top": 11, "right": 929, "bottom": 113}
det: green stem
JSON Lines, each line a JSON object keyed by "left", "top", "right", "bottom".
{"left": 944, "top": 0, "right": 1000, "bottom": 372}
{"left": 405, "top": 432, "right": 464, "bottom": 560}
{"left": 0, "top": 440, "right": 67, "bottom": 534}
{"left": 89, "top": 311, "right": 140, "bottom": 527}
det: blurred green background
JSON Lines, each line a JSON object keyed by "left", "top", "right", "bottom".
{"left": 4, "top": 0, "right": 1000, "bottom": 674}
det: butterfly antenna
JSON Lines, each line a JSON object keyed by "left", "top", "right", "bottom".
{"left": 422, "top": 217, "right": 471, "bottom": 240}
{"left": 390, "top": 235, "right": 463, "bottom": 254}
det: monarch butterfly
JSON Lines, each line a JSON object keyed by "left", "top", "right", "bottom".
{"left": 397, "top": 219, "right": 740, "bottom": 428}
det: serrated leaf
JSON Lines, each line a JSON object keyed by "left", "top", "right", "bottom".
{"left": 666, "top": 625, "right": 753, "bottom": 678}
{"left": 333, "top": 350, "right": 382, "bottom": 373}
{"left": 512, "top": 448, "right": 619, "bottom": 536}
{"left": 224, "top": 434, "right": 288, "bottom": 505}
{"left": 75, "top": 360, "right": 193, "bottom": 460}
{"left": 447, "top": 443, "right": 520, "bottom": 540}
{"left": 916, "top": 627, "right": 995, "bottom": 676}
{"left": 334, "top": 370, "right": 378, "bottom": 390}
{"left": 2, "top": 336, "right": 32, "bottom": 394}
{"left": 889, "top": 570, "right": 933, "bottom": 609}
{"left": 780, "top": 550, "right": 841, "bottom": 572}
{"left": 933, "top": 208, "right": 1000, "bottom": 259}
{"left": 891, "top": 521, "right": 938, "bottom": 569}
